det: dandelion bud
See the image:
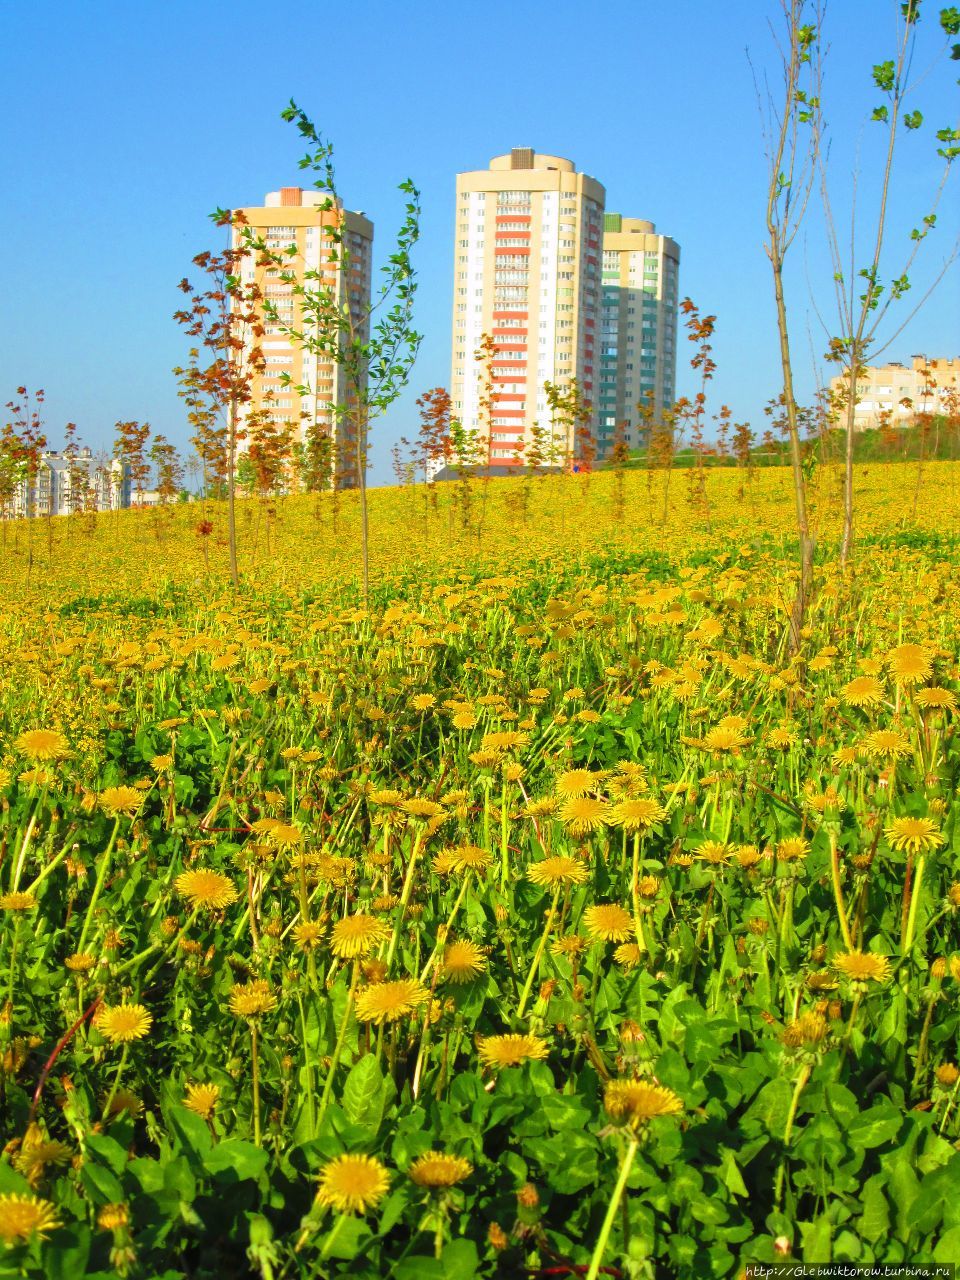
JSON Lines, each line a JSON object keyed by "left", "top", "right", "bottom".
{"left": 517, "top": 1183, "right": 539, "bottom": 1209}
{"left": 571, "top": 982, "right": 585, "bottom": 1002}
{"left": 539, "top": 980, "right": 556, "bottom": 1002}
{"left": 947, "top": 883, "right": 960, "bottom": 910}
{"left": 931, "top": 958, "right": 947, "bottom": 980}
{"left": 619, "top": 1020, "right": 644, "bottom": 1044}
{"left": 748, "top": 918, "right": 769, "bottom": 936}
{"left": 935, "top": 1063, "right": 959, "bottom": 1087}
{"left": 811, "top": 944, "right": 827, "bottom": 964}
{"left": 774, "top": 1236, "right": 792, "bottom": 1256}
{"left": 488, "top": 1222, "right": 508, "bottom": 1252}
{"left": 161, "top": 916, "right": 179, "bottom": 938}
{"left": 828, "top": 1000, "right": 842, "bottom": 1020}
{"left": 494, "top": 904, "right": 508, "bottom": 924}
{"left": 950, "top": 955, "right": 960, "bottom": 982}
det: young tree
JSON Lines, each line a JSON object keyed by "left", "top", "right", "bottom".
{"left": 756, "top": 0, "right": 821, "bottom": 649}
{"left": 174, "top": 212, "right": 267, "bottom": 589}
{"left": 414, "top": 386, "right": 453, "bottom": 484}
{"left": 114, "top": 420, "right": 151, "bottom": 506}
{"left": 822, "top": 2, "right": 960, "bottom": 566}
{"left": 5, "top": 387, "right": 47, "bottom": 577}
{"left": 245, "top": 102, "right": 421, "bottom": 604}
{"left": 543, "top": 378, "right": 593, "bottom": 471}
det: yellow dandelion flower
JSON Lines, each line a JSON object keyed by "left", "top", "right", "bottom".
{"left": 842, "top": 676, "right": 885, "bottom": 708}
{"left": 583, "top": 903, "right": 633, "bottom": 943}
{"left": 95, "top": 1003, "right": 153, "bottom": 1044}
{"left": 409, "top": 1152, "right": 473, "bottom": 1188}
{"left": 0, "top": 893, "right": 37, "bottom": 912}
{"left": 914, "top": 687, "right": 956, "bottom": 711}
{"left": 150, "top": 754, "right": 173, "bottom": 771}
{"left": 862, "top": 730, "right": 912, "bottom": 761}
{"left": 558, "top": 796, "right": 608, "bottom": 837}
{"left": 701, "top": 726, "right": 750, "bottom": 754}
{"left": 776, "top": 837, "right": 810, "bottom": 862}
{"left": 15, "top": 729, "right": 70, "bottom": 762}
{"left": 410, "top": 693, "right": 436, "bottom": 713}
{"left": 614, "top": 942, "right": 642, "bottom": 969}
{"left": 555, "top": 768, "right": 604, "bottom": 798}
{"left": 355, "top": 979, "right": 428, "bottom": 1025}
{"left": 330, "top": 913, "right": 389, "bottom": 959}
{"left": 96, "top": 1203, "right": 129, "bottom": 1232}
{"left": 782, "top": 1012, "right": 828, "bottom": 1049}
{"left": 105, "top": 1088, "right": 142, "bottom": 1119}
{"left": 698, "top": 841, "right": 731, "bottom": 866}
{"left": 64, "top": 951, "right": 95, "bottom": 973}
{"left": 183, "top": 1082, "right": 221, "bottom": 1119}
{"left": 884, "top": 816, "right": 945, "bottom": 855}
{"left": 292, "top": 921, "right": 324, "bottom": 950}
{"left": 174, "top": 869, "right": 238, "bottom": 910}
{"left": 608, "top": 797, "right": 666, "bottom": 832}
{"left": 0, "top": 1194, "right": 59, "bottom": 1244}
{"left": 603, "top": 1079, "right": 683, "bottom": 1127}
{"left": 441, "top": 940, "right": 487, "bottom": 984}
{"left": 551, "top": 934, "right": 587, "bottom": 958}
{"left": 452, "top": 711, "right": 477, "bottom": 730}
{"left": 14, "top": 1125, "right": 71, "bottom": 1188}
{"left": 477, "top": 1033, "right": 550, "bottom": 1069}
{"left": 401, "top": 799, "right": 447, "bottom": 825}
{"left": 98, "top": 786, "right": 144, "bottom": 818}
{"left": 527, "top": 855, "right": 590, "bottom": 888}
{"left": 316, "top": 1154, "right": 390, "bottom": 1215}
{"left": 833, "top": 950, "right": 891, "bottom": 984}
{"left": 228, "top": 980, "right": 277, "bottom": 1018}
{"left": 265, "top": 822, "right": 303, "bottom": 847}
{"left": 887, "top": 643, "right": 932, "bottom": 686}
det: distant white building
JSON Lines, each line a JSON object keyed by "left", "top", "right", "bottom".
{"left": 5, "top": 448, "right": 131, "bottom": 518}
{"left": 829, "top": 355, "right": 960, "bottom": 431}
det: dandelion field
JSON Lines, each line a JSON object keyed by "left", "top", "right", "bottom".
{"left": 1, "top": 462, "right": 960, "bottom": 1277}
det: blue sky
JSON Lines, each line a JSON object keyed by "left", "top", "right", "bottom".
{"left": 1, "top": 0, "right": 957, "bottom": 485}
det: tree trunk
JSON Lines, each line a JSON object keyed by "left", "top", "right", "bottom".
{"left": 771, "top": 261, "right": 815, "bottom": 651}
{"left": 840, "top": 383, "right": 856, "bottom": 566}
{"left": 227, "top": 402, "right": 239, "bottom": 590}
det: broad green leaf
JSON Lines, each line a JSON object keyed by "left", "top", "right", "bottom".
{"left": 342, "top": 1054, "right": 388, "bottom": 1134}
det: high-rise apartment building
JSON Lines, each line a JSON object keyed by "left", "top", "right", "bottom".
{"left": 451, "top": 149, "right": 605, "bottom": 469}
{"left": 233, "top": 188, "right": 373, "bottom": 485}
{"left": 600, "top": 216, "right": 680, "bottom": 451}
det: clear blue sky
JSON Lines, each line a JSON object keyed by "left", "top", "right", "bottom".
{"left": 1, "top": 0, "right": 957, "bottom": 484}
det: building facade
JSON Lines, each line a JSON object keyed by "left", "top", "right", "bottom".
{"left": 5, "top": 448, "right": 130, "bottom": 518}
{"left": 828, "top": 355, "right": 960, "bottom": 431}
{"left": 233, "top": 188, "right": 374, "bottom": 486}
{"left": 450, "top": 149, "right": 606, "bottom": 469}
{"left": 600, "top": 215, "right": 680, "bottom": 452}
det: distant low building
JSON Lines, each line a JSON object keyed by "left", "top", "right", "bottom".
{"left": 829, "top": 355, "right": 960, "bottom": 431}
{"left": 5, "top": 448, "right": 131, "bottom": 518}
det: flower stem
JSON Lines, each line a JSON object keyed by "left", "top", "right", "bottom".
{"left": 774, "top": 1062, "right": 811, "bottom": 1206}
{"left": 250, "top": 1021, "right": 262, "bottom": 1146}
{"left": 585, "top": 1135, "right": 638, "bottom": 1280}
{"left": 101, "top": 1043, "right": 130, "bottom": 1123}
{"left": 385, "top": 830, "right": 424, "bottom": 973}
{"left": 76, "top": 818, "right": 121, "bottom": 956}
{"left": 517, "top": 886, "right": 560, "bottom": 1019}
{"left": 829, "top": 832, "right": 853, "bottom": 951}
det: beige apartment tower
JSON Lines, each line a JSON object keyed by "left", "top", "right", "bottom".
{"left": 601, "top": 215, "right": 680, "bottom": 450}
{"left": 828, "top": 355, "right": 960, "bottom": 431}
{"left": 451, "top": 149, "right": 605, "bottom": 469}
{"left": 233, "top": 187, "right": 373, "bottom": 485}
